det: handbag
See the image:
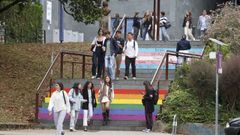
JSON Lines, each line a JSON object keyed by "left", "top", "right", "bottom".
{"left": 164, "top": 21, "right": 171, "bottom": 29}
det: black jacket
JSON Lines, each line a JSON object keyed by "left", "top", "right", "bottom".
{"left": 142, "top": 89, "right": 155, "bottom": 113}
{"left": 82, "top": 89, "right": 97, "bottom": 109}
{"left": 103, "top": 38, "right": 119, "bottom": 56}
{"left": 176, "top": 39, "right": 191, "bottom": 52}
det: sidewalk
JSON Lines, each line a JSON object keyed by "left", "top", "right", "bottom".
{"left": 0, "top": 129, "right": 171, "bottom": 135}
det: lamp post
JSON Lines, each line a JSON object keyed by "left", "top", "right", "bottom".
{"left": 209, "top": 38, "right": 227, "bottom": 135}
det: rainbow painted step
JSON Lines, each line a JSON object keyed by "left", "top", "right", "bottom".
{"left": 39, "top": 88, "right": 167, "bottom": 121}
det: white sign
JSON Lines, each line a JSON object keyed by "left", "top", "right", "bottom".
{"left": 209, "top": 52, "right": 216, "bottom": 59}
{"left": 46, "top": 1, "right": 52, "bottom": 24}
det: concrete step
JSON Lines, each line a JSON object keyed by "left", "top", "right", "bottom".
{"left": 55, "top": 79, "right": 171, "bottom": 89}
{"left": 138, "top": 40, "right": 204, "bottom": 48}
{"left": 39, "top": 119, "right": 146, "bottom": 131}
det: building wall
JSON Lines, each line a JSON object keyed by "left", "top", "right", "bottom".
{"left": 41, "top": 0, "right": 221, "bottom": 42}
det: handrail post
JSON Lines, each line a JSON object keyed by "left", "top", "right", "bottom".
{"left": 60, "top": 52, "right": 64, "bottom": 78}
{"left": 72, "top": 62, "right": 74, "bottom": 79}
{"left": 35, "top": 93, "right": 39, "bottom": 122}
{"left": 166, "top": 53, "right": 169, "bottom": 80}
{"left": 82, "top": 55, "right": 86, "bottom": 79}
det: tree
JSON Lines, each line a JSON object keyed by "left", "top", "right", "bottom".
{"left": 59, "top": 0, "right": 104, "bottom": 24}
{"left": 0, "top": 0, "right": 29, "bottom": 13}
{"left": 0, "top": 0, "right": 107, "bottom": 24}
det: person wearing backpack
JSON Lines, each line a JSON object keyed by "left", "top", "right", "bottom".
{"left": 142, "top": 81, "right": 158, "bottom": 133}
{"left": 48, "top": 82, "right": 71, "bottom": 135}
{"left": 160, "top": 11, "right": 170, "bottom": 41}
{"left": 123, "top": 32, "right": 139, "bottom": 80}
{"left": 68, "top": 83, "right": 87, "bottom": 132}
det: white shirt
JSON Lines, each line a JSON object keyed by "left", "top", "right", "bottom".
{"left": 198, "top": 15, "right": 210, "bottom": 30}
{"left": 123, "top": 40, "right": 139, "bottom": 58}
{"left": 48, "top": 90, "right": 71, "bottom": 113}
{"left": 88, "top": 89, "right": 92, "bottom": 103}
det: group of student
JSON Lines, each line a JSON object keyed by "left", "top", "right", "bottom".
{"left": 91, "top": 28, "right": 139, "bottom": 81}
{"left": 47, "top": 79, "right": 158, "bottom": 135}
{"left": 48, "top": 75, "right": 114, "bottom": 135}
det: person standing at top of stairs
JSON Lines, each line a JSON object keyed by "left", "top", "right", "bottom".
{"left": 98, "top": 76, "right": 115, "bottom": 126}
{"left": 123, "top": 32, "right": 139, "bottom": 80}
{"left": 90, "top": 28, "right": 106, "bottom": 79}
{"left": 102, "top": 31, "right": 118, "bottom": 80}
{"left": 114, "top": 30, "right": 125, "bottom": 80}
{"left": 48, "top": 82, "right": 71, "bottom": 135}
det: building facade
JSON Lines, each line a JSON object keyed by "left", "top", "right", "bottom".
{"left": 41, "top": 0, "right": 225, "bottom": 43}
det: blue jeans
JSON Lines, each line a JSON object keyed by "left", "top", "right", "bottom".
{"left": 160, "top": 27, "right": 170, "bottom": 41}
{"left": 105, "top": 55, "right": 115, "bottom": 80}
{"left": 142, "top": 26, "right": 149, "bottom": 40}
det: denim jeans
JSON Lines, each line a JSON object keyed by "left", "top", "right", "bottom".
{"left": 105, "top": 55, "right": 115, "bottom": 80}
{"left": 160, "top": 27, "right": 170, "bottom": 41}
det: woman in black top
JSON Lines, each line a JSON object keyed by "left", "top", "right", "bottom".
{"left": 82, "top": 81, "right": 97, "bottom": 131}
{"left": 132, "top": 12, "right": 141, "bottom": 40}
{"left": 142, "top": 81, "right": 155, "bottom": 133}
{"left": 91, "top": 28, "right": 106, "bottom": 79}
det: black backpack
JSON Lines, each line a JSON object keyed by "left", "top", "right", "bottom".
{"left": 125, "top": 40, "right": 136, "bottom": 50}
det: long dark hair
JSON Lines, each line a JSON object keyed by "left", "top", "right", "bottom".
{"left": 82, "top": 81, "right": 94, "bottom": 92}
{"left": 104, "top": 76, "right": 112, "bottom": 88}
{"left": 72, "top": 82, "right": 80, "bottom": 95}
{"left": 143, "top": 81, "right": 153, "bottom": 91}
{"left": 56, "top": 82, "right": 64, "bottom": 91}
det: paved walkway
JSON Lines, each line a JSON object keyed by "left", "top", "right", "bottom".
{"left": 0, "top": 130, "right": 171, "bottom": 135}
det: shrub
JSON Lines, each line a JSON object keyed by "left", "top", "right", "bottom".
{"left": 187, "top": 60, "right": 215, "bottom": 105}
{"left": 220, "top": 55, "right": 240, "bottom": 111}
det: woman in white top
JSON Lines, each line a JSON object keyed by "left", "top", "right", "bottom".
{"left": 68, "top": 83, "right": 87, "bottom": 132}
{"left": 48, "top": 82, "right": 70, "bottom": 135}
{"left": 98, "top": 76, "right": 114, "bottom": 125}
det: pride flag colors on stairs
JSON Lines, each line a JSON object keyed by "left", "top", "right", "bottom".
{"left": 37, "top": 41, "right": 204, "bottom": 130}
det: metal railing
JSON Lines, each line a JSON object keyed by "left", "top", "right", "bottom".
{"left": 151, "top": 49, "right": 205, "bottom": 87}
{"left": 35, "top": 49, "right": 92, "bottom": 121}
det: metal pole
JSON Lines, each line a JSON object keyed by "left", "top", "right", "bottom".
{"left": 165, "top": 53, "right": 169, "bottom": 80}
{"left": 60, "top": 52, "right": 64, "bottom": 78}
{"left": 59, "top": 2, "right": 64, "bottom": 43}
{"left": 215, "top": 46, "right": 219, "bottom": 135}
{"left": 153, "top": 0, "right": 156, "bottom": 40}
{"left": 156, "top": 0, "right": 160, "bottom": 41}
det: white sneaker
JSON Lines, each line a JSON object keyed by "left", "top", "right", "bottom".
{"left": 124, "top": 76, "right": 128, "bottom": 80}
{"left": 70, "top": 128, "right": 77, "bottom": 132}
{"left": 91, "top": 76, "right": 96, "bottom": 79}
{"left": 142, "top": 128, "right": 148, "bottom": 132}
{"left": 116, "top": 77, "right": 119, "bottom": 80}
{"left": 133, "top": 77, "right": 136, "bottom": 80}
{"left": 145, "top": 129, "right": 151, "bottom": 133}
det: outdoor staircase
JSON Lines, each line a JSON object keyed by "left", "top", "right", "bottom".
{"left": 37, "top": 40, "right": 204, "bottom": 131}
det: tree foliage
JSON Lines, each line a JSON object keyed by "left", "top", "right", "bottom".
{"left": 59, "top": 0, "right": 105, "bottom": 24}
{"left": 204, "top": 3, "right": 240, "bottom": 55}
{"left": 0, "top": 1, "right": 42, "bottom": 43}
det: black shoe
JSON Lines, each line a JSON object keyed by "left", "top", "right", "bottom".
{"left": 61, "top": 131, "right": 65, "bottom": 135}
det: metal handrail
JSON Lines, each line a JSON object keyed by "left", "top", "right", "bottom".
{"left": 36, "top": 51, "right": 61, "bottom": 94}
{"left": 151, "top": 48, "right": 205, "bottom": 87}
{"left": 35, "top": 49, "right": 93, "bottom": 121}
